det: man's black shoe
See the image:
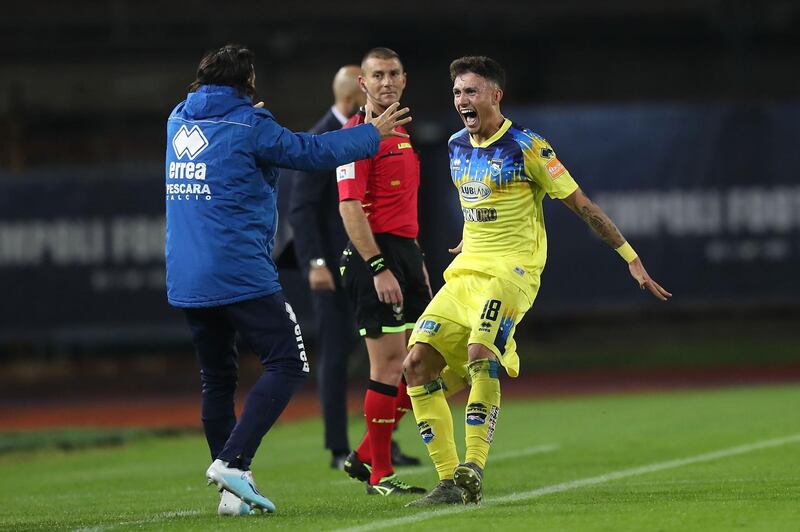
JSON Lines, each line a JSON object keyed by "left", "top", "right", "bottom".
{"left": 343, "top": 450, "right": 372, "bottom": 482}
{"left": 391, "top": 440, "right": 421, "bottom": 466}
{"left": 330, "top": 452, "right": 348, "bottom": 470}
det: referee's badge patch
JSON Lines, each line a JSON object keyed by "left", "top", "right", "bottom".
{"left": 336, "top": 162, "right": 356, "bottom": 182}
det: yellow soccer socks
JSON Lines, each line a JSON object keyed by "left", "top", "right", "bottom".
{"left": 408, "top": 380, "right": 459, "bottom": 481}
{"left": 464, "top": 359, "right": 501, "bottom": 469}
{"left": 440, "top": 365, "right": 469, "bottom": 398}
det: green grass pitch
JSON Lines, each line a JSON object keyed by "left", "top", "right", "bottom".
{"left": 2, "top": 384, "right": 799, "bottom": 531}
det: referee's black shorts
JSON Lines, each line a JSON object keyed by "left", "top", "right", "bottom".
{"left": 340, "top": 233, "right": 430, "bottom": 338}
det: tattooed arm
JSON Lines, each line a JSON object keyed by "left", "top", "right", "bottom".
{"left": 561, "top": 188, "right": 672, "bottom": 301}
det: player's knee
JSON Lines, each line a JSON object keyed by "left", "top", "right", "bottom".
{"left": 403, "top": 344, "right": 442, "bottom": 386}
{"left": 402, "top": 351, "right": 420, "bottom": 381}
{"left": 467, "top": 343, "right": 496, "bottom": 363}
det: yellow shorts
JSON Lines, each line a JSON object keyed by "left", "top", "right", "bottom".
{"left": 408, "top": 270, "right": 537, "bottom": 378}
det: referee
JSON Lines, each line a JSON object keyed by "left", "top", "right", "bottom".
{"left": 337, "top": 47, "right": 430, "bottom": 496}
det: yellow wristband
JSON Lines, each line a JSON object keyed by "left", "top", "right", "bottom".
{"left": 615, "top": 242, "right": 638, "bottom": 263}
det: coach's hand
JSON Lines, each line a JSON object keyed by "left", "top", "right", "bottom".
{"left": 448, "top": 240, "right": 463, "bottom": 255}
{"left": 374, "top": 269, "right": 404, "bottom": 305}
{"left": 366, "top": 101, "right": 412, "bottom": 139}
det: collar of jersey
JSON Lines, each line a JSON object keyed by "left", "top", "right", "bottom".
{"left": 469, "top": 118, "right": 511, "bottom": 148}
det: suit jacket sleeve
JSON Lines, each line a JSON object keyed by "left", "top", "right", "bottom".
{"left": 288, "top": 112, "right": 340, "bottom": 266}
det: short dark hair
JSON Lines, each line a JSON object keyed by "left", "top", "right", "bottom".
{"left": 189, "top": 44, "right": 257, "bottom": 99}
{"left": 449, "top": 56, "right": 505, "bottom": 90}
{"left": 361, "top": 47, "right": 403, "bottom": 70}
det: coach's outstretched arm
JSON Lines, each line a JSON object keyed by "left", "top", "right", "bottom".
{"left": 561, "top": 187, "right": 672, "bottom": 301}
{"left": 253, "top": 102, "right": 411, "bottom": 171}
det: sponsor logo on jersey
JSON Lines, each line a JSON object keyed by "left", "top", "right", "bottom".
{"left": 397, "top": 142, "right": 412, "bottom": 149}
{"left": 546, "top": 158, "right": 566, "bottom": 179}
{"left": 168, "top": 161, "right": 206, "bottom": 180}
{"left": 490, "top": 158, "right": 503, "bottom": 177}
{"left": 459, "top": 181, "right": 492, "bottom": 203}
{"left": 336, "top": 162, "right": 356, "bottom": 181}
{"left": 462, "top": 207, "right": 498, "bottom": 222}
{"left": 172, "top": 125, "right": 209, "bottom": 160}
{"left": 416, "top": 319, "right": 442, "bottom": 335}
{"left": 513, "top": 266, "right": 525, "bottom": 277}
{"left": 540, "top": 147, "right": 555, "bottom": 159}
{"left": 478, "top": 320, "right": 492, "bottom": 333}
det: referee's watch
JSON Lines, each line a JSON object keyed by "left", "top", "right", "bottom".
{"left": 309, "top": 257, "right": 326, "bottom": 269}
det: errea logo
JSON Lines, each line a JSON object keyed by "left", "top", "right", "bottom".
{"left": 172, "top": 125, "right": 209, "bottom": 160}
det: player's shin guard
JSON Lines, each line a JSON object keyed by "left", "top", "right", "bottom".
{"left": 408, "top": 380, "right": 459, "bottom": 480}
{"left": 464, "top": 359, "right": 501, "bottom": 469}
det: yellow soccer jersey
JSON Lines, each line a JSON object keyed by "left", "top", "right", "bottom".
{"left": 446, "top": 118, "right": 579, "bottom": 300}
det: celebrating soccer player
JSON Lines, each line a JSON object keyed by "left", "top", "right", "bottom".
{"left": 403, "top": 56, "right": 671, "bottom": 506}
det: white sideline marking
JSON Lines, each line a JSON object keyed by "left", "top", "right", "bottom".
{"left": 333, "top": 444, "right": 559, "bottom": 484}
{"left": 333, "top": 433, "right": 800, "bottom": 532}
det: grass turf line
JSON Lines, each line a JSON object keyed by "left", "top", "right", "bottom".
{"left": 0, "top": 384, "right": 798, "bottom": 531}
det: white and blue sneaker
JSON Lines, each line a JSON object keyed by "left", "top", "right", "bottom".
{"left": 206, "top": 460, "right": 276, "bottom": 513}
{"left": 218, "top": 488, "right": 257, "bottom": 516}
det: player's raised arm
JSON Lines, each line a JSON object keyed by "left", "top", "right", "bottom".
{"left": 560, "top": 187, "right": 672, "bottom": 301}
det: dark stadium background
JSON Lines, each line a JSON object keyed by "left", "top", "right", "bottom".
{"left": 1, "top": 0, "right": 799, "bottom": 427}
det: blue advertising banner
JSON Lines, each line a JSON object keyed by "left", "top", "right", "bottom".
{"left": 0, "top": 171, "right": 177, "bottom": 344}
{"left": 417, "top": 102, "right": 800, "bottom": 311}
{"left": 1, "top": 103, "right": 798, "bottom": 346}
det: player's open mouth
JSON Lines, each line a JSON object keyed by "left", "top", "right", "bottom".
{"left": 460, "top": 109, "right": 478, "bottom": 128}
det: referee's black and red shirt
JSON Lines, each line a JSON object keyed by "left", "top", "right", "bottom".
{"left": 336, "top": 110, "right": 420, "bottom": 239}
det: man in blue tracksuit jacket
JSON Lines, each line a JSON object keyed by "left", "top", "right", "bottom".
{"left": 165, "top": 44, "right": 411, "bottom": 514}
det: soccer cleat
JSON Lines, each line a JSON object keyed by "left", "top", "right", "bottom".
{"left": 365, "top": 474, "right": 426, "bottom": 496}
{"left": 453, "top": 462, "right": 483, "bottom": 504}
{"left": 391, "top": 439, "right": 421, "bottom": 466}
{"left": 206, "top": 459, "right": 276, "bottom": 513}
{"left": 405, "top": 479, "right": 464, "bottom": 507}
{"left": 218, "top": 488, "right": 258, "bottom": 516}
{"left": 343, "top": 451, "right": 372, "bottom": 482}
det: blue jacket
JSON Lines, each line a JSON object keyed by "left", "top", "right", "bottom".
{"left": 165, "top": 85, "right": 380, "bottom": 307}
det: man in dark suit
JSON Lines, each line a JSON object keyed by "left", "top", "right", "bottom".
{"left": 287, "top": 66, "right": 365, "bottom": 469}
